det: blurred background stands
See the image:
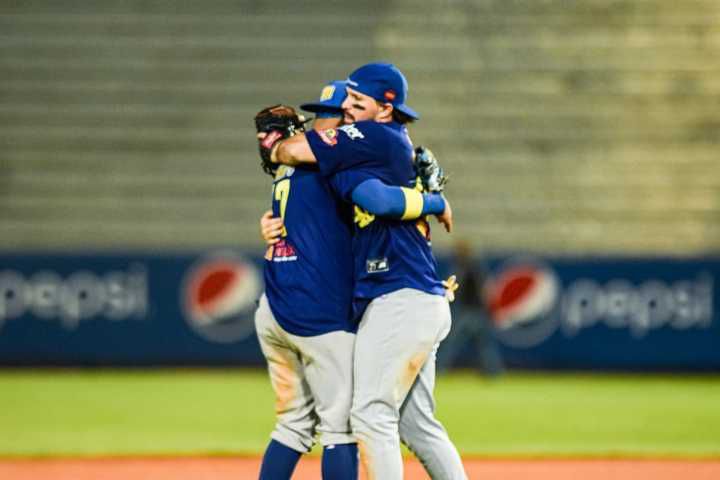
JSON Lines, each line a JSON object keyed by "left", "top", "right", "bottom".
{"left": 1, "top": 0, "right": 719, "bottom": 254}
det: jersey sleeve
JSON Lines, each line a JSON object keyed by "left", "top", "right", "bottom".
{"left": 351, "top": 179, "right": 447, "bottom": 219}
{"left": 328, "top": 169, "right": 377, "bottom": 202}
{"left": 305, "top": 122, "right": 385, "bottom": 177}
{"left": 351, "top": 179, "right": 405, "bottom": 217}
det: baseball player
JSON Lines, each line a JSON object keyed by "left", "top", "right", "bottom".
{"left": 254, "top": 80, "right": 447, "bottom": 479}
{"left": 263, "top": 63, "right": 467, "bottom": 479}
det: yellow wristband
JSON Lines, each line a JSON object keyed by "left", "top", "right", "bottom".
{"left": 401, "top": 187, "right": 424, "bottom": 220}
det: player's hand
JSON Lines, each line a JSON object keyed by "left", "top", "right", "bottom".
{"left": 443, "top": 275, "right": 459, "bottom": 302}
{"left": 260, "top": 210, "right": 284, "bottom": 245}
{"left": 435, "top": 195, "right": 453, "bottom": 233}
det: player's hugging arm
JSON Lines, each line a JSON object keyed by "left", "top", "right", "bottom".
{"left": 271, "top": 114, "right": 342, "bottom": 166}
{"left": 352, "top": 179, "right": 446, "bottom": 221}
{"left": 271, "top": 133, "right": 317, "bottom": 167}
{"left": 258, "top": 179, "right": 451, "bottom": 245}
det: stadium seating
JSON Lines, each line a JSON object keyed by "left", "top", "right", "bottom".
{"left": 1, "top": 0, "right": 718, "bottom": 253}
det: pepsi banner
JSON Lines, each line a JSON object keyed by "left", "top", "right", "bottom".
{"left": 481, "top": 256, "right": 719, "bottom": 370}
{"left": 0, "top": 252, "right": 718, "bottom": 370}
{"left": 0, "top": 251, "right": 265, "bottom": 366}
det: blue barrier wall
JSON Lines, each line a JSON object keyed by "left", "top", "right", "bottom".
{"left": 478, "top": 256, "right": 717, "bottom": 371}
{"left": 0, "top": 251, "right": 717, "bottom": 370}
{"left": 0, "top": 251, "right": 265, "bottom": 366}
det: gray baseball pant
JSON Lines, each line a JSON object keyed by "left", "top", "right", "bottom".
{"left": 350, "top": 288, "right": 468, "bottom": 479}
{"left": 255, "top": 294, "right": 356, "bottom": 452}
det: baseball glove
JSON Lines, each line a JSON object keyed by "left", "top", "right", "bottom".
{"left": 254, "top": 105, "right": 307, "bottom": 176}
{"left": 414, "top": 146, "right": 448, "bottom": 193}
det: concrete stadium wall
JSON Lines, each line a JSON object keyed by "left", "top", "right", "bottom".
{"left": 1, "top": 0, "right": 719, "bottom": 254}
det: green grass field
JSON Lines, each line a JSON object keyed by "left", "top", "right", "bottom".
{"left": 0, "top": 369, "right": 719, "bottom": 458}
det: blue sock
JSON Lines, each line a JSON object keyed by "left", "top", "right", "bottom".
{"left": 321, "top": 443, "right": 358, "bottom": 479}
{"left": 258, "top": 439, "right": 302, "bottom": 480}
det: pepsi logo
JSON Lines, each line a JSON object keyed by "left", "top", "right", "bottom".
{"left": 181, "top": 252, "right": 261, "bottom": 343}
{"left": 487, "top": 260, "right": 560, "bottom": 348}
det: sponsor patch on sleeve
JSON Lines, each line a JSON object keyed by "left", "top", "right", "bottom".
{"left": 318, "top": 128, "right": 338, "bottom": 146}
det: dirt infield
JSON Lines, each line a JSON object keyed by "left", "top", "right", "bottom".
{"left": 2, "top": 456, "right": 720, "bottom": 479}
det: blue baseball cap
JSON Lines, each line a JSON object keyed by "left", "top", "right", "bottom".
{"left": 300, "top": 80, "right": 348, "bottom": 113}
{"left": 346, "top": 62, "right": 419, "bottom": 120}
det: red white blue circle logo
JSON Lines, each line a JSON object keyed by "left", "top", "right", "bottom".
{"left": 181, "top": 252, "right": 261, "bottom": 343}
{"left": 487, "top": 259, "right": 560, "bottom": 348}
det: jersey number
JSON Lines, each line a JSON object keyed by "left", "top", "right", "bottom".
{"left": 273, "top": 179, "right": 290, "bottom": 237}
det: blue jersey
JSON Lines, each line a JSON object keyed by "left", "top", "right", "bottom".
{"left": 263, "top": 165, "right": 355, "bottom": 336}
{"left": 306, "top": 121, "right": 445, "bottom": 307}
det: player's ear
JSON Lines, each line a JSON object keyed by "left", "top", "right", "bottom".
{"left": 377, "top": 103, "right": 394, "bottom": 122}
